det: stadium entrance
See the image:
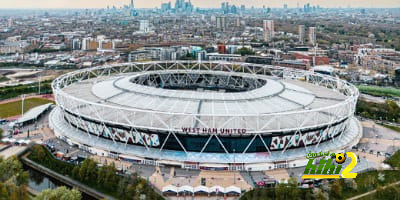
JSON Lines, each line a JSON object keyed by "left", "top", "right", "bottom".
{"left": 274, "top": 161, "right": 288, "bottom": 169}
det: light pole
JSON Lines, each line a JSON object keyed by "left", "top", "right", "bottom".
{"left": 233, "top": 148, "right": 236, "bottom": 185}
{"left": 393, "top": 138, "right": 395, "bottom": 151}
{"left": 21, "top": 94, "right": 25, "bottom": 116}
{"left": 38, "top": 76, "right": 42, "bottom": 95}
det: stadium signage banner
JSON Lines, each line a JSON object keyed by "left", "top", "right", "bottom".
{"left": 181, "top": 127, "right": 247, "bottom": 134}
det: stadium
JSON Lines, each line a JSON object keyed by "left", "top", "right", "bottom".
{"left": 49, "top": 61, "right": 362, "bottom": 171}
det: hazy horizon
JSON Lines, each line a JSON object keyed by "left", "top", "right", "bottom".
{"left": 0, "top": 0, "right": 399, "bottom": 9}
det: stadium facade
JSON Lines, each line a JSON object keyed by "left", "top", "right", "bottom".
{"left": 49, "top": 61, "right": 361, "bottom": 171}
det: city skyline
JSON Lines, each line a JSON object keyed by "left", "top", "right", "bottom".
{"left": 0, "top": 0, "right": 399, "bottom": 9}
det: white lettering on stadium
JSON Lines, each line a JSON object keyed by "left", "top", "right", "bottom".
{"left": 181, "top": 127, "right": 247, "bottom": 135}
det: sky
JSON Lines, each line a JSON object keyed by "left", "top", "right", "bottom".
{"left": 0, "top": 0, "right": 399, "bottom": 9}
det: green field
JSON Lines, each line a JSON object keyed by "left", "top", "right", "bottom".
{"left": 0, "top": 98, "right": 54, "bottom": 118}
{"left": 357, "top": 85, "right": 400, "bottom": 98}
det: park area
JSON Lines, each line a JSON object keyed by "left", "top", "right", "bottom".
{"left": 0, "top": 97, "right": 54, "bottom": 118}
{"left": 357, "top": 85, "right": 400, "bottom": 98}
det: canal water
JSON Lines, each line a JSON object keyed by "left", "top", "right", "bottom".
{"left": 24, "top": 165, "right": 98, "bottom": 200}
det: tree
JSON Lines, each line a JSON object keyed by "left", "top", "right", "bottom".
{"left": 236, "top": 47, "right": 254, "bottom": 56}
{"left": 376, "top": 185, "right": 384, "bottom": 199}
{"left": 97, "top": 165, "right": 106, "bottom": 185}
{"left": 275, "top": 180, "right": 288, "bottom": 200}
{"left": 344, "top": 178, "right": 358, "bottom": 191}
{"left": 30, "top": 145, "right": 47, "bottom": 163}
{"left": 78, "top": 159, "right": 89, "bottom": 181}
{"left": 376, "top": 185, "right": 400, "bottom": 199}
{"left": 34, "top": 186, "right": 82, "bottom": 200}
{"left": 104, "top": 162, "right": 118, "bottom": 190}
{"left": 85, "top": 159, "right": 98, "bottom": 182}
{"left": 72, "top": 165, "right": 80, "bottom": 179}
{"left": 0, "top": 156, "right": 24, "bottom": 182}
{"left": 312, "top": 188, "right": 328, "bottom": 200}
{"left": 329, "top": 180, "right": 343, "bottom": 200}
{"left": 287, "top": 177, "right": 300, "bottom": 200}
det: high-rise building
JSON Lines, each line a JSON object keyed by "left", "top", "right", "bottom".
{"left": 263, "top": 20, "right": 274, "bottom": 42}
{"left": 7, "top": 17, "right": 13, "bottom": 27}
{"left": 140, "top": 20, "right": 150, "bottom": 33}
{"left": 235, "top": 17, "right": 240, "bottom": 27}
{"left": 309, "top": 27, "right": 316, "bottom": 46}
{"left": 129, "top": 0, "right": 137, "bottom": 16}
{"left": 221, "top": 2, "right": 226, "bottom": 11}
{"left": 284, "top": 4, "right": 288, "bottom": 9}
{"left": 173, "top": 0, "right": 192, "bottom": 13}
{"left": 81, "top": 38, "right": 89, "bottom": 50}
{"left": 216, "top": 16, "right": 226, "bottom": 31}
{"left": 298, "top": 25, "right": 305, "bottom": 44}
{"left": 161, "top": 2, "right": 172, "bottom": 12}
{"left": 71, "top": 39, "right": 81, "bottom": 50}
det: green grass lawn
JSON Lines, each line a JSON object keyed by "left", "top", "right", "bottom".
{"left": 0, "top": 98, "right": 54, "bottom": 118}
{"left": 357, "top": 85, "right": 400, "bottom": 97}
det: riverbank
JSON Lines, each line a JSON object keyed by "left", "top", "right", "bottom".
{"left": 21, "top": 153, "right": 115, "bottom": 200}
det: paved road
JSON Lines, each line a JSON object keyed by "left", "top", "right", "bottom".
{"left": 360, "top": 94, "right": 386, "bottom": 104}
{"left": 359, "top": 93, "right": 400, "bottom": 106}
{"left": 359, "top": 120, "right": 400, "bottom": 154}
{"left": 0, "top": 146, "right": 27, "bottom": 159}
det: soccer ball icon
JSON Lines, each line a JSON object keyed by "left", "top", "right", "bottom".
{"left": 335, "top": 153, "right": 346, "bottom": 164}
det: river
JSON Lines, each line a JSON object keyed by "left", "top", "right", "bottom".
{"left": 24, "top": 165, "right": 98, "bottom": 200}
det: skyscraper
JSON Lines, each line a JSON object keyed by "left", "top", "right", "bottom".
{"left": 7, "top": 17, "right": 13, "bottom": 27}
{"left": 129, "top": 0, "right": 137, "bottom": 16}
{"left": 235, "top": 17, "right": 241, "bottom": 27}
{"left": 216, "top": 16, "right": 226, "bottom": 31}
{"left": 263, "top": 20, "right": 274, "bottom": 42}
{"left": 140, "top": 20, "right": 150, "bottom": 33}
{"left": 298, "top": 25, "right": 305, "bottom": 44}
{"left": 309, "top": 27, "right": 316, "bottom": 46}
{"left": 173, "top": 0, "right": 192, "bottom": 13}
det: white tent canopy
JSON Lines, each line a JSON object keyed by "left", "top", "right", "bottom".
{"left": 16, "top": 103, "right": 52, "bottom": 124}
{"left": 162, "top": 185, "right": 241, "bottom": 195}
{"left": 225, "top": 186, "right": 241, "bottom": 194}
{"left": 210, "top": 186, "right": 225, "bottom": 193}
{"left": 194, "top": 186, "right": 209, "bottom": 193}
{"left": 1, "top": 138, "right": 10, "bottom": 143}
{"left": 178, "top": 185, "right": 194, "bottom": 193}
{"left": 162, "top": 185, "right": 178, "bottom": 193}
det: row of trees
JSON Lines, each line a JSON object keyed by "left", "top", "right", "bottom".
{"left": 34, "top": 186, "right": 81, "bottom": 200}
{"left": 0, "top": 155, "right": 80, "bottom": 200}
{"left": 0, "top": 80, "right": 52, "bottom": 100}
{"left": 356, "top": 99, "right": 400, "bottom": 123}
{"left": 0, "top": 156, "right": 29, "bottom": 200}
{"left": 240, "top": 177, "right": 359, "bottom": 200}
{"left": 240, "top": 178, "right": 312, "bottom": 200}
{"left": 29, "top": 145, "right": 163, "bottom": 200}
